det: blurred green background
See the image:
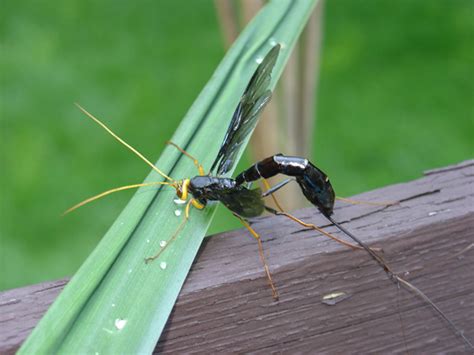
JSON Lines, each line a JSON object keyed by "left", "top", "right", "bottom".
{"left": 1, "top": 0, "right": 472, "bottom": 290}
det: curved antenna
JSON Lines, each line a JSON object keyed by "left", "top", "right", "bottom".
{"left": 63, "top": 181, "right": 173, "bottom": 215}
{"left": 75, "top": 103, "right": 174, "bottom": 182}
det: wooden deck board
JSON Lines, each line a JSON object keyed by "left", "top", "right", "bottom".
{"left": 1, "top": 160, "right": 473, "bottom": 353}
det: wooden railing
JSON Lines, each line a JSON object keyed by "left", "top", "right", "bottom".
{"left": 1, "top": 160, "right": 473, "bottom": 353}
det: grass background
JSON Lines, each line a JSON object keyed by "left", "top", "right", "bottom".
{"left": 1, "top": 0, "right": 472, "bottom": 290}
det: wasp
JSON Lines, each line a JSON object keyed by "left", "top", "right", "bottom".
{"left": 65, "top": 43, "right": 474, "bottom": 348}
{"left": 67, "top": 44, "right": 365, "bottom": 300}
{"left": 233, "top": 153, "right": 472, "bottom": 349}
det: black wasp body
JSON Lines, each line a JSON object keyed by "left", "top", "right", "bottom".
{"left": 235, "top": 154, "right": 335, "bottom": 217}
{"left": 188, "top": 176, "right": 265, "bottom": 219}
{"left": 188, "top": 176, "right": 237, "bottom": 202}
{"left": 185, "top": 43, "right": 332, "bottom": 222}
{"left": 187, "top": 152, "right": 335, "bottom": 220}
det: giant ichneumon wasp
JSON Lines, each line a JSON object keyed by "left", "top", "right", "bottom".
{"left": 67, "top": 44, "right": 363, "bottom": 298}
{"left": 67, "top": 44, "right": 472, "bottom": 349}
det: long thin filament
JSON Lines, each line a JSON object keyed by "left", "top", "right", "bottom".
{"left": 75, "top": 103, "right": 174, "bottom": 182}
{"left": 336, "top": 196, "right": 398, "bottom": 207}
{"left": 63, "top": 181, "right": 171, "bottom": 215}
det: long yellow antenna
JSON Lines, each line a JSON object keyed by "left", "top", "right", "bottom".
{"left": 75, "top": 103, "right": 174, "bottom": 182}
{"left": 63, "top": 181, "right": 172, "bottom": 215}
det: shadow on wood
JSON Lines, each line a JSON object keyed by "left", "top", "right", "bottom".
{"left": 1, "top": 160, "right": 473, "bottom": 353}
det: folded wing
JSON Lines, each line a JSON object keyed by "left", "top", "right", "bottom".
{"left": 210, "top": 44, "right": 280, "bottom": 176}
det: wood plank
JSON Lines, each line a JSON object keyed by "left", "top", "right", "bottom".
{"left": 1, "top": 160, "right": 473, "bottom": 353}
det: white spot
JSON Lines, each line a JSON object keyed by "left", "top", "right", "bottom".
{"left": 111, "top": 303, "right": 116, "bottom": 308}
{"left": 428, "top": 211, "right": 437, "bottom": 216}
{"left": 255, "top": 56, "right": 264, "bottom": 64}
{"left": 174, "top": 209, "right": 182, "bottom": 217}
{"left": 174, "top": 198, "right": 187, "bottom": 205}
{"left": 279, "top": 41, "right": 287, "bottom": 49}
{"left": 114, "top": 318, "right": 128, "bottom": 330}
{"left": 160, "top": 261, "right": 167, "bottom": 270}
{"left": 95, "top": 352, "right": 100, "bottom": 355}
{"left": 128, "top": 268, "right": 133, "bottom": 274}
{"left": 268, "top": 38, "right": 278, "bottom": 46}
{"left": 322, "top": 291, "right": 350, "bottom": 306}
{"left": 146, "top": 239, "right": 150, "bottom": 244}
{"left": 160, "top": 240, "right": 167, "bottom": 248}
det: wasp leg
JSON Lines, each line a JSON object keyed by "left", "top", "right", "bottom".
{"left": 145, "top": 198, "right": 202, "bottom": 263}
{"left": 166, "top": 140, "right": 205, "bottom": 176}
{"left": 234, "top": 214, "right": 279, "bottom": 301}
{"left": 336, "top": 196, "right": 399, "bottom": 207}
{"left": 260, "top": 178, "right": 382, "bottom": 252}
{"left": 261, "top": 178, "right": 357, "bottom": 249}
{"left": 261, "top": 178, "right": 291, "bottom": 211}
{"left": 265, "top": 206, "right": 382, "bottom": 253}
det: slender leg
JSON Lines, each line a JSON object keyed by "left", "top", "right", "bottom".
{"left": 265, "top": 207, "right": 382, "bottom": 252}
{"left": 234, "top": 214, "right": 279, "bottom": 301}
{"left": 261, "top": 180, "right": 381, "bottom": 252}
{"left": 145, "top": 198, "right": 199, "bottom": 263}
{"left": 336, "top": 196, "right": 399, "bottom": 207}
{"left": 261, "top": 178, "right": 286, "bottom": 212}
{"left": 166, "top": 140, "right": 205, "bottom": 175}
{"left": 261, "top": 178, "right": 398, "bottom": 210}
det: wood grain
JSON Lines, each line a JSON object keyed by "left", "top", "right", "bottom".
{"left": 1, "top": 160, "right": 473, "bottom": 354}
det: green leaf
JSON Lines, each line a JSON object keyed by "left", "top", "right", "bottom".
{"left": 19, "top": 1, "right": 318, "bottom": 353}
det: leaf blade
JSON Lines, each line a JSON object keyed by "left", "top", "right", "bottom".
{"left": 19, "top": 1, "right": 318, "bottom": 353}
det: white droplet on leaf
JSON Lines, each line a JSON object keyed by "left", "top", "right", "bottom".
{"left": 268, "top": 38, "right": 278, "bottom": 46}
{"left": 114, "top": 318, "right": 127, "bottom": 330}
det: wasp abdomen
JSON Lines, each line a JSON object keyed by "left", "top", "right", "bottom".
{"left": 235, "top": 154, "right": 335, "bottom": 217}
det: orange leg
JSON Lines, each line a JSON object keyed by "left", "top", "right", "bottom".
{"left": 166, "top": 141, "right": 205, "bottom": 176}
{"left": 336, "top": 196, "right": 399, "bottom": 207}
{"left": 145, "top": 198, "right": 203, "bottom": 263}
{"left": 272, "top": 210, "right": 382, "bottom": 253}
{"left": 261, "top": 179, "right": 381, "bottom": 252}
{"left": 235, "top": 214, "right": 279, "bottom": 301}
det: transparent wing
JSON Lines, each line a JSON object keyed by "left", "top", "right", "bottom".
{"left": 218, "top": 187, "right": 265, "bottom": 219}
{"left": 210, "top": 44, "right": 280, "bottom": 176}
